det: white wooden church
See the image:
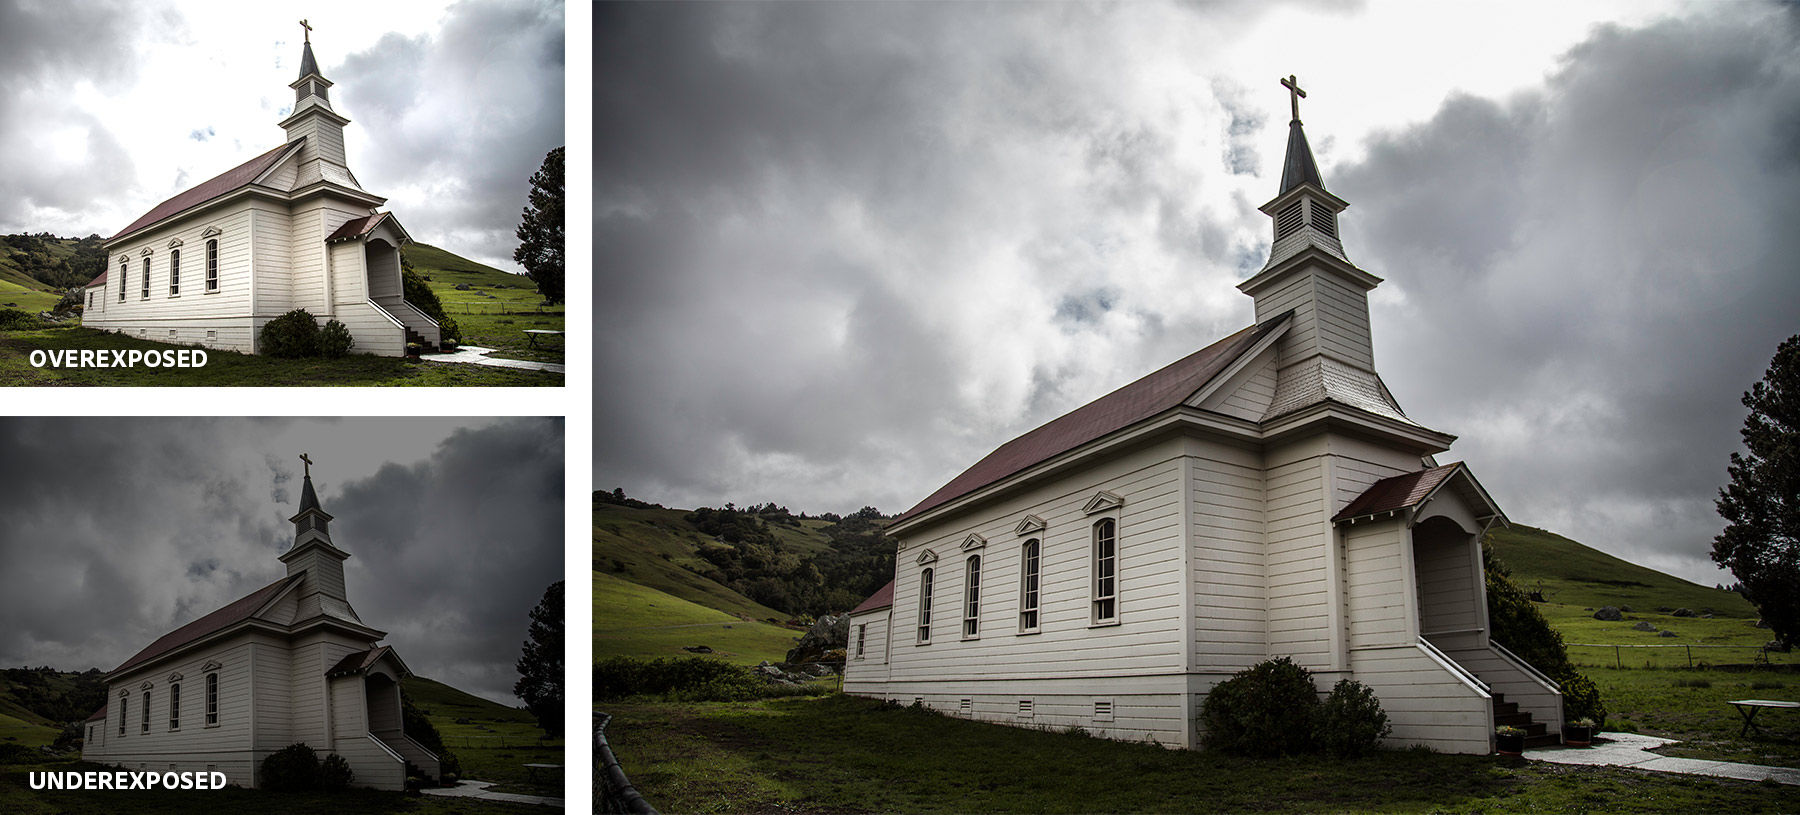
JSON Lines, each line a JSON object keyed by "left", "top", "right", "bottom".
{"left": 844, "top": 79, "right": 1563, "bottom": 754}
{"left": 82, "top": 25, "right": 441, "bottom": 356}
{"left": 81, "top": 457, "right": 441, "bottom": 789}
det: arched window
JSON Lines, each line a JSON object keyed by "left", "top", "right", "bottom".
{"left": 205, "top": 239, "right": 219, "bottom": 291}
{"left": 168, "top": 249, "right": 180, "bottom": 295}
{"left": 118, "top": 259, "right": 127, "bottom": 302}
{"left": 205, "top": 673, "right": 219, "bottom": 726}
{"left": 963, "top": 555, "right": 982, "bottom": 638}
{"left": 916, "top": 568, "right": 934, "bottom": 643}
{"left": 1092, "top": 518, "right": 1117, "bottom": 623}
{"left": 855, "top": 624, "right": 866, "bottom": 658}
{"left": 118, "top": 695, "right": 127, "bottom": 736}
{"left": 1019, "top": 539, "right": 1041, "bottom": 632}
{"left": 168, "top": 683, "right": 180, "bottom": 730}
{"left": 140, "top": 256, "right": 149, "bottom": 299}
{"left": 140, "top": 690, "right": 150, "bottom": 734}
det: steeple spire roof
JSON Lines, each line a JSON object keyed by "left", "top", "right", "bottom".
{"left": 1277, "top": 74, "right": 1325, "bottom": 194}
{"left": 299, "top": 40, "right": 320, "bottom": 80}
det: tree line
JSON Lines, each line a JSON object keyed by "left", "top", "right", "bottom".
{"left": 1, "top": 233, "right": 107, "bottom": 290}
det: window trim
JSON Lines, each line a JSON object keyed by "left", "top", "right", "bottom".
{"left": 168, "top": 683, "right": 180, "bottom": 731}
{"left": 168, "top": 248, "right": 180, "bottom": 297}
{"left": 204, "top": 672, "right": 219, "bottom": 727}
{"left": 962, "top": 554, "right": 981, "bottom": 640}
{"left": 141, "top": 256, "right": 150, "bottom": 300}
{"left": 204, "top": 238, "right": 220, "bottom": 293}
{"left": 1018, "top": 538, "right": 1041, "bottom": 634}
{"left": 1091, "top": 517, "right": 1119, "bottom": 626}
{"left": 140, "top": 690, "right": 150, "bottom": 734}
{"left": 855, "top": 624, "right": 866, "bottom": 659}
{"left": 916, "top": 568, "right": 934, "bottom": 644}
{"left": 118, "top": 259, "right": 127, "bottom": 302}
{"left": 118, "top": 693, "right": 127, "bottom": 736}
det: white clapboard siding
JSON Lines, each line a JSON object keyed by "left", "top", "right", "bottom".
{"left": 252, "top": 204, "right": 295, "bottom": 317}
{"left": 1439, "top": 639, "right": 1564, "bottom": 733}
{"left": 1196, "top": 345, "right": 1280, "bottom": 421}
{"left": 88, "top": 639, "right": 265, "bottom": 787}
{"left": 1261, "top": 448, "right": 1333, "bottom": 666}
{"left": 1347, "top": 642, "right": 1491, "bottom": 754}
{"left": 1312, "top": 271, "right": 1375, "bottom": 370}
{"left": 1189, "top": 447, "right": 1267, "bottom": 668}
{"left": 334, "top": 301, "right": 407, "bottom": 356}
{"left": 250, "top": 641, "right": 294, "bottom": 751}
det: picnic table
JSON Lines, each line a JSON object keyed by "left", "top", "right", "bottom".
{"left": 523, "top": 762, "right": 562, "bottom": 785}
{"left": 1727, "top": 699, "right": 1799, "bottom": 736}
{"left": 523, "top": 329, "right": 564, "bottom": 349}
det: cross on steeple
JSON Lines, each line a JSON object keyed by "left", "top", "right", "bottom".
{"left": 299, "top": 19, "right": 313, "bottom": 44}
{"left": 300, "top": 452, "right": 313, "bottom": 478}
{"left": 1280, "top": 74, "right": 1307, "bottom": 123}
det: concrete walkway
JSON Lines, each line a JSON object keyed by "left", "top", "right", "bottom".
{"left": 1525, "top": 731, "right": 1800, "bottom": 785}
{"left": 420, "top": 778, "right": 565, "bottom": 807}
{"left": 424, "top": 345, "right": 565, "bottom": 374}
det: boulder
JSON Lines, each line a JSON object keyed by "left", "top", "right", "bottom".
{"left": 1671, "top": 608, "right": 1697, "bottom": 618}
{"left": 1656, "top": 606, "right": 1673, "bottom": 613}
{"left": 454, "top": 283, "right": 473, "bottom": 290}
{"left": 1632, "top": 621, "right": 1657, "bottom": 632}
{"left": 1594, "top": 606, "right": 1623, "bottom": 621}
{"left": 784, "top": 613, "right": 851, "bottom": 666}
{"left": 682, "top": 645, "right": 714, "bottom": 654}
{"left": 1659, "top": 630, "right": 1678, "bottom": 638}
{"left": 1619, "top": 606, "right": 1634, "bottom": 613}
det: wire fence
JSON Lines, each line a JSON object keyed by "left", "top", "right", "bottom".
{"left": 442, "top": 302, "right": 565, "bottom": 316}
{"left": 1566, "top": 642, "right": 1799, "bottom": 670}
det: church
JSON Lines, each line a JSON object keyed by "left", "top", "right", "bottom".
{"left": 844, "top": 78, "right": 1563, "bottom": 755}
{"left": 81, "top": 457, "right": 441, "bottom": 789}
{"left": 82, "top": 24, "right": 441, "bottom": 356}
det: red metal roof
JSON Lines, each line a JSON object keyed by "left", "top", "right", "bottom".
{"left": 324, "top": 645, "right": 392, "bottom": 678}
{"left": 109, "top": 141, "right": 301, "bottom": 242}
{"left": 110, "top": 576, "right": 300, "bottom": 676}
{"left": 85, "top": 269, "right": 107, "bottom": 288}
{"left": 1332, "top": 463, "right": 1462, "bottom": 523}
{"left": 893, "top": 316, "right": 1286, "bottom": 525}
{"left": 849, "top": 580, "right": 895, "bottom": 614}
{"left": 85, "top": 703, "right": 107, "bottom": 723}
{"left": 325, "top": 211, "right": 389, "bottom": 244}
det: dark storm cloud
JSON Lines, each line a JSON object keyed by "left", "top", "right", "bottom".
{"left": 595, "top": 2, "right": 1268, "bottom": 513}
{"left": 0, "top": 418, "right": 562, "bottom": 706}
{"left": 335, "top": 0, "right": 564, "bottom": 271}
{"left": 0, "top": 0, "right": 139, "bottom": 224}
{"left": 1335, "top": 11, "right": 1800, "bottom": 581}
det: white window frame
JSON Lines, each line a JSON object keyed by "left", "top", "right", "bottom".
{"left": 118, "top": 694, "right": 127, "bottom": 736}
{"left": 1091, "top": 517, "right": 1119, "bottom": 625}
{"left": 204, "top": 673, "right": 219, "bottom": 727}
{"left": 168, "top": 249, "right": 180, "bottom": 296}
{"left": 118, "top": 260, "right": 127, "bottom": 302}
{"left": 140, "top": 256, "right": 150, "bottom": 299}
{"left": 855, "top": 624, "right": 866, "bottom": 659}
{"left": 204, "top": 239, "right": 219, "bottom": 293}
{"left": 1019, "top": 538, "right": 1041, "bottom": 633}
{"left": 916, "top": 568, "right": 934, "bottom": 644}
{"left": 168, "top": 682, "right": 180, "bottom": 731}
{"left": 962, "top": 554, "right": 981, "bottom": 639}
{"left": 140, "top": 690, "right": 150, "bottom": 734}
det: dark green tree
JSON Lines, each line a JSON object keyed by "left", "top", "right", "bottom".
{"left": 513, "top": 147, "right": 564, "bottom": 304}
{"left": 1714, "top": 335, "right": 1800, "bottom": 648}
{"left": 514, "top": 580, "right": 564, "bottom": 736}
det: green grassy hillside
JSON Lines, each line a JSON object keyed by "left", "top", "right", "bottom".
{"left": 401, "top": 243, "right": 561, "bottom": 361}
{"left": 594, "top": 502, "right": 796, "bottom": 623}
{"left": 401, "top": 676, "right": 561, "bottom": 795}
{"left": 595, "top": 571, "right": 800, "bottom": 665}
{"left": 1486, "top": 524, "right": 1754, "bottom": 616}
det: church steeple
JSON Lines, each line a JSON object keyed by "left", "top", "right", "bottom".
{"left": 279, "top": 20, "right": 362, "bottom": 192}
{"left": 280, "top": 453, "right": 361, "bottom": 624}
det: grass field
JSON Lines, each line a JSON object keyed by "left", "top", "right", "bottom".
{"left": 595, "top": 571, "right": 801, "bottom": 666}
{"left": 403, "top": 243, "right": 563, "bottom": 364}
{"left": 594, "top": 503, "right": 793, "bottom": 623}
{"left": 603, "top": 695, "right": 1795, "bottom": 814}
{"left": 0, "top": 326, "right": 558, "bottom": 386}
{"left": 0, "top": 279, "right": 61, "bottom": 313}
{"left": 0, "top": 711, "right": 57, "bottom": 749}
{"left": 401, "top": 677, "right": 562, "bottom": 798}
{"left": 1487, "top": 525, "right": 1755, "bottom": 616}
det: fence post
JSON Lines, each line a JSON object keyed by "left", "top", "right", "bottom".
{"left": 1615, "top": 645, "right": 1621, "bottom": 670}
{"left": 1686, "top": 645, "right": 1692, "bottom": 668}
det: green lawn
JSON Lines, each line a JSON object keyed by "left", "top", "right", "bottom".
{"left": 1587, "top": 666, "right": 1800, "bottom": 768}
{"left": 603, "top": 695, "right": 1796, "bottom": 814}
{"left": 595, "top": 571, "right": 801, "bottom": 666}
{"left": 0, "top": 759, "right": 547, "bottom": 814}
{"left": 401, "top": 678, "right": 562, "bottom": 799}
{"left": 0, "top": 279, "right": 61, "bottom": 313}
{"left": 0, "top": 326, "right": 558, "bottom": 386}
{"left": 402, "top": 243, "right": 563, "bottom": 364}
{"left": 0, "top": 712, "right": 57, "bottom": 749}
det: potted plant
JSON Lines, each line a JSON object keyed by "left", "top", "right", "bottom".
{"left": 1563, "top": 717, "right": 1596, "bottom": 747}
{"left": 1495, "top": 726, "right": 1526, "bottom": 756}
{"left": 405, "top": 342, "right": 423, "bottom": 360}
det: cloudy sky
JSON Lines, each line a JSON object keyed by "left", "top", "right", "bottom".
{"left": 0, "top": 417, "right": 563, "bottom": 705}
{"left": 0, "top": 0, "right": 563, "bottom": 273}
{"left": 595, "top": 1, "right": 1800, "bottom": 586}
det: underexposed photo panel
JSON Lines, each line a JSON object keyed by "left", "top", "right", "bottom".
{"left": 0, "top": 417, "right": 567, "bottom": 803}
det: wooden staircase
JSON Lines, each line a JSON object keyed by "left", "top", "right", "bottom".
{"left": 404, "top": 326, "right": 435, "bottom": 352}
{"left": 1493, "top": 692, "right": 1560, "bottom": 748}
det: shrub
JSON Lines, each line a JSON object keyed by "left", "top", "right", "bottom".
{"left": 401, "top": 692, "right": 461, "bottom": 780}
{"left": 1315, "top": 679, "right": 1391, "bottom": 757}
{"left": 260, "top": 743, "right": 320, "bottom": 791}
{"left": 1557, "top": 672, "right": 1607, "bottom": 728}
{"left": 594, "top": 656, "right": 828, "bottom": 702}
{"left": 1200, "top": 657, "right": 1321, "bottom": 756}
{"left": 319, "top": 753, "right": 354, "bottom": 790}
{"left": 0, "top": 308, "right": 42, "bottom": 330}
{"left": 259, "top": 309, "right": 321, "bottom": 358}
{"left": 318, "top": 319, "right": 355, "bottom": 358}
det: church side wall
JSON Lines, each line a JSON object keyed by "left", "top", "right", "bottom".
{"left": 91, "top": 205, "right": 259, "bottom": 353}
{"left": 1263, "top": 439, "right": 1334, "bottom": 668}
{"left": 250, "top": 641, "right": 293, "bottom": 753}
{"left": 842, "top": 609, "right": 891, "bottom": 695}
{"left": 84, "top": 637, "right": 272, "bottom": 787}
{"left": 1185, "top": 439, "right": 1268, "bottom": 671}
{"left": 1311, "top": 271, "right": 1375, "bottom": 371}
{"left": 251, "top": 204, "right": 295, "bottom": 320}
{"left": 873, "top": 438, "right": 1192, "bottom": 746}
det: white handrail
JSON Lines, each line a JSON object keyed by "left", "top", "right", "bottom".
{"left": 1491, "top": 640, "right": 1561, "bottom": 692}
{"left": 1417, "top": 636, "right": 1489, "bottom": 694}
